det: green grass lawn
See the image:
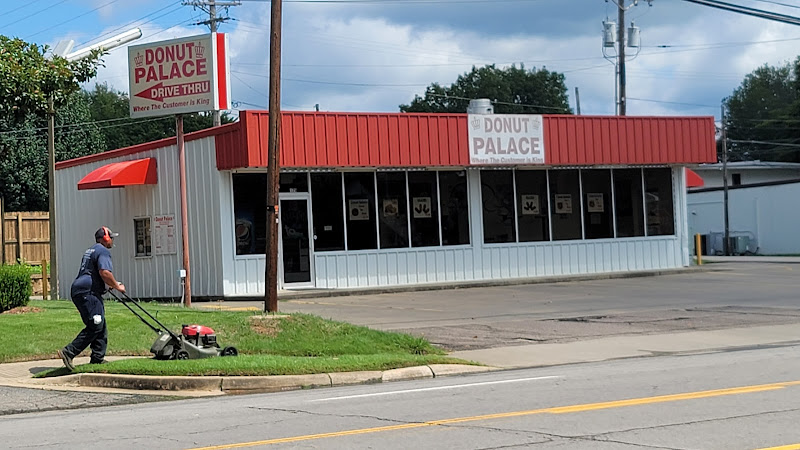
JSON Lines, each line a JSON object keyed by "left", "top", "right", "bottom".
{"left": 1, "top": 300, "right": 472, "bottom": 376}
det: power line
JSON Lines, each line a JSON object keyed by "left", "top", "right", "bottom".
{"left": 26, "top": 0, "right": 123, "bottom": 40}
{"left": 627, "top": 97, "right": 718, "bottom": 108}
{"left": 6, "top": 0, "right": 48, "bottom": 17}
{"left": 78, "top": 2, "right": 184, "bottom": 47}
{"left": 0, "top": 0, "right": 70, "bottom": 29}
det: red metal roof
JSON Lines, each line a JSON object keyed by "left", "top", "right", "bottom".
{"left": 56, "top": 111, "right": 717, "bottom": 172}
{"left": 216, "top": 111, "right": 469, "bottom": 170}
{"left": 77, "top": 158, "right": 157, "bottom": 190}
{"left": 542, "top": 115, "right": 717, "bottom": 165}
{"left": 216, "top": 112, "right": 716, "bottom": 170}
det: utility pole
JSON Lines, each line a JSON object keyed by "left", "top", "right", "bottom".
{"left": 265, "top": 0, "right": 283, "bottom": 313}
{"left": 575, "top": 87, "right": 581, "bottom": 115}
{"left": 602, "top": 1, "right": 647, "bottom": 116}
{"left": 47, "top": 96, "right": 57, "bottom": 301}
{"left": 617, "top": 1, "right": 627, "bottom": 116}
{"left": 721, "top": 105, "right": 730, "bottom": 256}
{"left": 183, "top": 0, "right": 240, "bottom": 126}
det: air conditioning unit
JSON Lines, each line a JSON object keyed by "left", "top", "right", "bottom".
{"left": 728, "top": 236, "right": 751, "bottom": 255}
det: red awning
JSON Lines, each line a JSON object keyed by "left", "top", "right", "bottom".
{"left": 77, "top": 158, "right": 157, "bottom": 190}
{"left": 686, "top": 168, "right": 704, "bottom": 188}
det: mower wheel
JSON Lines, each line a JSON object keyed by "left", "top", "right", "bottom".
{"left": 221, "top": 346, "right": 238, "bottom": 357}
{"left": 175, "top": 350, "right": 190, "bottom": 360}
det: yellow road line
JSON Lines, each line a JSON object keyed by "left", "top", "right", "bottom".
{"left": 756, "top": 445, "right": 800, "bottom": 450}
{"left": 186, "top": 380, "right": 800, "bottom": 450}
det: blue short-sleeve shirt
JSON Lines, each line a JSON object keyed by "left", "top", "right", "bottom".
{"left": 70, "top": 243, "right": 113, "bottom": 297}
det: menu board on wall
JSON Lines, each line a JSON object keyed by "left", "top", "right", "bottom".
{"left": 153, "top": 214, "right": 177, "bottom": 255}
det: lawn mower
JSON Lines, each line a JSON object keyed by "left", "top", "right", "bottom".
{"left": 108, "top": 290, "right": 238, "bottom": 360}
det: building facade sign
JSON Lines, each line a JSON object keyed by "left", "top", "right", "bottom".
{"left": 128, "top": 33, "right": 230, "bottom": 118}
{"left": 468, "top": 114, "right": 545, "bottom": 165}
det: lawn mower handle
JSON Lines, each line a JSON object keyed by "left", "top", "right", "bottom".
{"left": 106, "top": 289, "right": 180, "bottom": 340}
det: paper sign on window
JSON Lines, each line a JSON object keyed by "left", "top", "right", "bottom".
{"left": 412, "top": 197, "right": 432, "bottom": 218}
{"left": 587, "top": 193, "right": 605, "bottom": 212}
{"left": 348, "top": 199, "right": 370, "bottom": 221}
{"left": 520, "top": 194, "right": 540, "bottom": 215}
{"left": 554, "top": 194, "right": 572, "bottom": 214}
{"left": 382, "top": 199, "right": 399, "bottom": 217}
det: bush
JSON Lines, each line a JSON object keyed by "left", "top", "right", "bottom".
{"left": 0, "top": 264, "right": 33, "bottom": 313}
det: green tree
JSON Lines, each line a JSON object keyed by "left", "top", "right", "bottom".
{"left": 0, "top": 93, "right": 105, "bottom": 211}
{"left": 0, "top": 36, "right": 101, "bottom": 125}
{"left": 724, "top": 59, "right": 800, "bottom": 162}
{"left": 85, "top": 83, "right": 235, "bottom": 151}
{"left": 400, "top": 64, "right": 572, "bottom": 114}
{"left": 0, "top": 35, "right": 103, "bottom": 211}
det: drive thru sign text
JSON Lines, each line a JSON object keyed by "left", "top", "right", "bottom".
{"left": 128, "top": 33, "right": 230, "bottom": 118}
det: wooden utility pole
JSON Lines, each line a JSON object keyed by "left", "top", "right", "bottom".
{"left": 265, "top": 0, "right": 283, "bottom": 313}
{"left": 617, "top": 0, "right": 627, "bottom": 116}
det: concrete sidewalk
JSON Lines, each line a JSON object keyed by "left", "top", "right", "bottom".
{"left": 702, "top": 255, "right": 800, "bottom": 264}
{"left": 4, "top": 323, "right": 800, "bottom": 394}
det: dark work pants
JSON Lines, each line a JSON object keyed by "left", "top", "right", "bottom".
{"left": 63, "top": 292, "right": 107, "bottom": 363}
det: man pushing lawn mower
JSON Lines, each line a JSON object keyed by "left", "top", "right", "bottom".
{"left": 58, "top": 226, "right": 124, "bottom": 372}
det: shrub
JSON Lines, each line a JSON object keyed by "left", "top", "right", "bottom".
{"left": 0, "top": 264, "right": 33, "bottom": 313}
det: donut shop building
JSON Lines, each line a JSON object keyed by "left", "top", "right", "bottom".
{"left": 54, "top": 111, "right": 716, "bottom": 299}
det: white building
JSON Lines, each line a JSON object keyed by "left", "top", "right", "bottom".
{"left": 55, "top": 111, "right": 716, "bottom": 300}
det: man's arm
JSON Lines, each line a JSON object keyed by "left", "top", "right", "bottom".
{"left": 99, "top": 269, "right": 125, "bottom": 294}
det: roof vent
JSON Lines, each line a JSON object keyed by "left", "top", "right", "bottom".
{"left": 467, "top": 99, "right": 494, "bottom": 115}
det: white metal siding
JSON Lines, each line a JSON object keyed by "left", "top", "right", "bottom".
{"left": 687, "top": 181, "right": 800, "bottom": 255}
{"left": 55, "top": 136, "right": 224, "bottom": 299}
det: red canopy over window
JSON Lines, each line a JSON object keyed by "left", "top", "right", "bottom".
{"left": 77, "top": 158, "right": 157, "bottom": 190}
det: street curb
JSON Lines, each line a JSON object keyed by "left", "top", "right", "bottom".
{"left": 37, "top": 364, "right": 495, "bottom": 394}
{"left": 274, "top": 266, "right": 717, "bottom": 301}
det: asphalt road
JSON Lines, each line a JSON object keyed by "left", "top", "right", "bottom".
{"left": 3, "top": 262, "right": 799, "bottom": 420}
{"left": 278, "top": 262, "right": 800, "bottom": 350}
{"left": 3, "top": 344, "right": 800, "bottom": 449}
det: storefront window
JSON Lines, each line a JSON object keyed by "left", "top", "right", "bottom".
{"left": 310, "top": 173, "right": 345, "bottom": 251}
{"left": 280, "top": 173, "right": 308, "bottom": 192}
{"left": 581, "top": 169, "right": 613, "bottom": 239}
{"left": 232, "top": 173, "right": 267, "bottom": 255}
{"left": 344, "top": 172, "right": 377, "bottom": 250}
{"left": 377, "top": 172, "right": 409, "bottom": 249}
{"left": 644, "top": 168, "right": 675, "bottom": 236}
{"left": 439, "top": 171, "right": 470, "bottom": 246}
{"left": 408, "top": 171, "right": 440, "bottom": 247}
{"left": 613, "top": 169, "right": 645, "bottom": 237}
{"left": 134, "top": 217, "right": 152, "bottom": 257}
{"left": 550, "top": 170, "right": 582, "bottom": 241}
{"left": 515, "top": 170, "right": 549, "bottom": 242}
{"left": 481, "top": 170, "right": 516, "bottom": 244}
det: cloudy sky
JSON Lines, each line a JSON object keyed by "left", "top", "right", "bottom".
{"left": 4, "top": 0, "right": 800, "bottom": 120}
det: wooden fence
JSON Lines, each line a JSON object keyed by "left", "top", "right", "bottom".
{"left": 1, "top": 198, "right": 51, "bottom": 296}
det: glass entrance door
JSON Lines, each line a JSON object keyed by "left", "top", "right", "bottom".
{"left": 279, "top": 197, "right": 313, "bottom": 285}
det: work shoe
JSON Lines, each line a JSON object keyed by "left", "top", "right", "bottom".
{"left": 57, "top": 349, "right": 75, "bottom": 371}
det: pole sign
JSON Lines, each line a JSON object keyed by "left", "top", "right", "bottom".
{"left": 468, "top": 114, "right": 546, "bottom": 165}
{"left": 128, "top": 33, "right": 231, "bottom": 118}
